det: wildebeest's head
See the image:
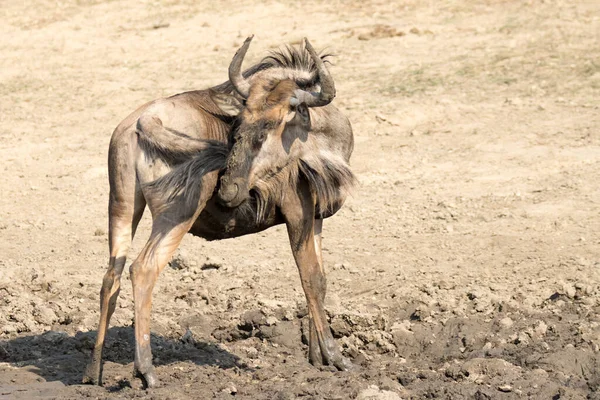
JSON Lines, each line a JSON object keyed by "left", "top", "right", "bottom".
{"left": 212, "top": 36, "right": 337, "bottom": 208}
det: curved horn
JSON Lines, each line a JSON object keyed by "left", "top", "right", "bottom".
{"left": 291, "top": 38, "right": 336, "bottom": 108}
{"left": 229, "top": 35, "right": 254, "bottom": 99}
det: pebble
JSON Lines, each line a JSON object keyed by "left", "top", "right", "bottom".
{"left": 561, "top": 283, "right": 576, "bottom": 299}
{"left": 34, "top": 305, "right": 57, "bottom": 326}
{"left": 534, "top": 320, "right": 548, "bottom": 337}
{"left": 244, "top": 346, "right": 259, "bottom": 358}
{"left": 221, "top": 382, "right": 237, "bottom": 395}
{"left": 499, "top": 317, "right": 513, "bottom": 329}
{"left": 515, "top": 331, "right": 529, "bottom": 345}
{"left": 540, "top": 341, "right": 550, "bottom": 351}
{"left": 356, "top": 385, "right": 401, "bottom": 400}
{"left": 2, "top": 323, "right": 17, "bottom": 334}
{"left": 498, "top": 384, "right": 512, "bottom": 392}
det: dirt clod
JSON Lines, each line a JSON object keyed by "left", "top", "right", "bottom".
{"left": 356, "top": 385, "right": 401, "bottom": 400}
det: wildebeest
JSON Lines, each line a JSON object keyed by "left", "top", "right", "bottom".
{"left": 82, "top": 36, "right": 355, "bottom": 388}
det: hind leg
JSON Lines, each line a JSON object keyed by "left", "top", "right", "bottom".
{"left": 130, "top": 172, "right": 219, "bottom": 388}
{"left": 83, "top": 184, "right": 146, "bottom": 385}
{"left": 130, "top": 211, "right": 209, "bottom": 387}
{"left": 129, "top": 218, "right": 191, "bottom": 388}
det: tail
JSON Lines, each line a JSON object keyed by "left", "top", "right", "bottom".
{"left": 136, "top": 114, "right": 222, "bottom": 164}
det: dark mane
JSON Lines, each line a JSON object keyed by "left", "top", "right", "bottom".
{"left": 212, "top": 44, "right": 333, "bottom": 93}
{"left": 264, "top": 44, "right": 333, "bottom": 72}
{"left": 263, "top": 45, "right": 333, "bottom": 89}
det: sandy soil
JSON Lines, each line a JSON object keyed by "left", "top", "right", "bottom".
{"left": 1, "top": 0, "right": 600, "bottom": 398}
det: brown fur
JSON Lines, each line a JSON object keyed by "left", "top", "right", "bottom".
{"left": 82, "top": 39, "right": 355, "bottom": 389}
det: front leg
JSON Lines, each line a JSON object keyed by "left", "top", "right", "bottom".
{"left": 308, "top": 218, "right": 324, "bottom": 365}
{"left": 282, "top": 181, "right": 352, "bottom": 371}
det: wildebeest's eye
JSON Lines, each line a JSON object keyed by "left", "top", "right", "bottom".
{"left": 255, "top": 130, "right": 267, "bottom": 145}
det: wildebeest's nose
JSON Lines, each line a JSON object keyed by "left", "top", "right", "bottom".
{"left": 218, "top": 177, "right": 244, "bottom": 207}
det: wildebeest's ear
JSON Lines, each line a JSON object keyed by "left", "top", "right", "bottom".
{"left": 295, "top": 103, "right": 310, "bottom": 125}
{"left": 286, "top": 103, "right": 310, "bottom": 127}
{"left": 210, "top": 91, "right": 244, "bottom": 116}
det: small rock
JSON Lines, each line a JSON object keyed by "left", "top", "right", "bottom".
{"left": 221, "top": 382, "right": 237, "bottom": 395}
{"left": 515, "top": 331, "right": 529, "bottom": 345}
{"left": 34, "top": 305, "right": 57, "bottom": 326}
{"left": 239, "top": 310, "right": 267, "bottom": 331}
{"left": 275, "top": 390, "right": 295, "bottom": 400}
{"left": 258, "top": 321, "right": 300, "bottom": 349}
{"left": 498, "top": 317, "right": 513, "bottom": 329}
{"left": 356, "top": 385, "right": 401, "bottom": 400}
{"left": 497, "top": 384, "right": 512, "bottom": 392}
{"left": 562, "top": 283, "right": 576, "bottom": 299}
{"left": 257, "top": 298, "right": 285, "bottom": 309}
{"left": 2, "top": 323, "right": 17, "bottom": 334}
{"left": 244, "top": 346, "right": 259, "bottom": 359}
{"left": 281, "top": 308, "right": 295, "bottom": 321}
{"left": 22, "top": 318, "right": 37, "bottom": 332}
{"left": 410, "top": 306, "right": 429, "bottom": 321}
{"left": 534, "top": 321, "right": 548, "bottom": 337}
{"left": 390, "top": 320, "right": 412, "bottom": 334}
{"left": 331, "top": 316, "right": 352, "bottom": 338}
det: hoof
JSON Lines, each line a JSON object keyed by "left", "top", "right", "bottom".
{"left": 311, "top": 347, "right": 355, "bottom": 372}
{"left": 82, "top": 364, "right": 102, "bottom": 386}
{"left": 308, "top": 345, "right": 324, "bottom": 367}
{"left": 332, "top": 355, "right": 356, "bottom": 372}
{"left": 319, "top": 337, "right": 355, "bottom": 372}
{"left": 135, "top": 369, "right": 159, "bottom": 389}
{"left": 81, "top": 375, "right": 100, "bottom": 386}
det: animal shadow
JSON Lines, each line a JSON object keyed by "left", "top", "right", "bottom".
{"left": 0, "top": 326, "right": 245, "bottom": 387}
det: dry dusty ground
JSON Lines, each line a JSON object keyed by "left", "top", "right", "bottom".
{"left": 1, "top": 0, "right": 600, "bottom": 398}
